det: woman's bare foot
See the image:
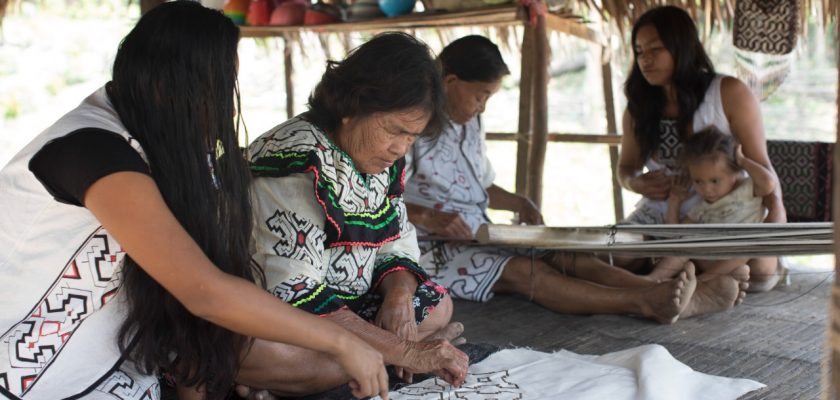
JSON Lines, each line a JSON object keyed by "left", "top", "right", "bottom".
{"left": 647, "top": 257, "right": 691, "bottom": 282}
{"left": 680, "top": 265, "right": 748, "bottom": 318}
{"left": 638, "top": 261, "right": 697, "bottom": 324}
{"left": 426, "top": 321, "right": 467, "bottom": 346}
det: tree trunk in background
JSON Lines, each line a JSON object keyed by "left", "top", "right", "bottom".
{"left": 141, "top": 0, "right": 165, "bottom": 15}
{"left": 831, "top": 17, "right": 840, "bottom": 400}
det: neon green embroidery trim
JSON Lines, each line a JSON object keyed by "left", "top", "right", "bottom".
{"left": 343, "top": 211, "right": 399, "bottom": 229}
{"left": 291, "top": 283, "right": 327, "bottom": 307}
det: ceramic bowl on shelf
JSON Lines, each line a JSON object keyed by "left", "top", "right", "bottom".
{"left": 347, "top": 0, "right": 384, "bottom": 21}
{"left": 304, "top": 2, "right": 342, "bottom": 25}
{"left": 246, "top": 0, "right": 271, "bottom": 25}
{"left": 223, "top": 0, "right": 251, "bottom": 25}
{"left": 378, "top": 0, "right": 416, "bottom": 17}
{"left": 270, "top": 0, "right": 309, "bottom": 25}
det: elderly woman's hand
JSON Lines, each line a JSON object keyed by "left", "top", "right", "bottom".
{"left": 629, "top": 169, "right": 671, "bottom": 200}
{"left": 375, "top": 288, "right": 418, "bottom": 382}
{"left": 401, "top": 339, "right": 469, "bottom": 387}
{"left": 424, "top": 209, "right": 474, "bottom": 239}
{"left": 515, "top": 196, "right": 543, "bottom": 225}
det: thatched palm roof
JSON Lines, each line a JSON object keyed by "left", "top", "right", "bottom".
{"left": 578, "top": 0, "right": 837, "bottom": 38}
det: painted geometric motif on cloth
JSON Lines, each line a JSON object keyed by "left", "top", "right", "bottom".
{"left": 266, "top": 209, "right": 326, "bottom": 268}
{"left": 325, "top": 244, "right": 378, "bottom": 294}
{"left": 767, "top": 140, "right": 833, "bottom": 222}
{"left": 0, "top": 228, "right": 124, "bottom": 397}
{"left": 405, "top": 119, "right": 491, "bottom": 233}
{"left": 93, "top": 366, "right": 160, "bottom": 400}
{"left": 733, "top": 0, "right": 799, "bottom": 55}
{"left": 418, "top": 242, "right": 518, "bottom": 303}
{"left": 250, "top": 117, "right": 404, "bottom": 248}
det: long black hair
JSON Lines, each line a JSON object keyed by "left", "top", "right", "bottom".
{"left": 438, "top": 34, "right": 510, "bottom": 82}
{"left": 624, "top": 6, "right": 716, "bottom": 162}
{"left": 306, "top": 32, "right": 446, "bottom": 139}
{"left": 108, "top": 2, "right": 257, "bottom": 397}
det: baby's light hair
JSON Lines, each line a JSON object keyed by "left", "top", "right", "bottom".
{"left": 677, "top": 127, "right": 741, "bottom": 173}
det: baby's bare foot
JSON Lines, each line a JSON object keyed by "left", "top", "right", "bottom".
{"left": 647, "top": 257, "right": 691, "bottom": 282}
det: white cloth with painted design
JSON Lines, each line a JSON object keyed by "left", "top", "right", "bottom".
{"left": 378, "top": 345, "right": 764, "bottom": 400}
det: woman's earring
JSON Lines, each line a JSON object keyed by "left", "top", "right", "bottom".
{"left": 207, "top": 152, "right": 220, "bottom": 190}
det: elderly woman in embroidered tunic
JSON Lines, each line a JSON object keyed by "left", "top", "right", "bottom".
{"left": 403, "top": 35, "right": 697, "bottom": 324}
{"left": 617, "top": 6, "right": 786, "bottom": 317}
{"left": 246, "top": 32, "right": 469, "bottom": 396}
{"left": 0, "top": 3, "right": 390, "bottom": 400}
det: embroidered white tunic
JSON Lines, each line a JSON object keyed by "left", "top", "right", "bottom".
{"left": 249, "top": 117, "right": 430, "bottom": 315}
{"left": 404, "top": 116, "right": 520, "bottom": 303}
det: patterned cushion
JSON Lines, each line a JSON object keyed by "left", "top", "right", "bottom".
{"left": 767, "top": 140, "right": 833, "bottom": 222}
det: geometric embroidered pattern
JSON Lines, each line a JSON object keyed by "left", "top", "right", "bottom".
{"left": 734, "top": 0, "right": 799, "bottom": 55}
{"left": 405, "top": 118, "right": 492, "bottom": 233}
{"left": 250, "top": 117, "right": 404, "bottom": 248}
{"left": 0, "top": 227, "right": 124, "bottom": 397}
{"left": 267, "top": 209, "right": 326, "bottom": 268}
{"left": 272, "top": 275, "right": 349, "bottom": 315}
{"left": 767, "top": 140, "right": 833, "bottom": 222}
{"left": 655, "top": 119, "right": 682, "bottom": 170}
{"left": 250, "top": 117, "right": 430, "bottom": 318}
{"left": 93, "top": 367, "right": 159, "bottom": 400}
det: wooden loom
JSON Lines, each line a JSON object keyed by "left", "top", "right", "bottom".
{"left": 474, "top": 223, "right": 833, "bottom": 259}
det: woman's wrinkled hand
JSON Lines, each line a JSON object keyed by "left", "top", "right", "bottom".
{"left": 402, "top": 339, "right": 469, "bottom": 387}
{"left": 630, "top": 169, "right": 671, "bottom": 200}
{"left": 375, "top": 289, "right": 418, "bottom": 382}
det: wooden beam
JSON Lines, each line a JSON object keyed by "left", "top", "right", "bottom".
{"left": 601, "top": 44, "right": 624, "bottom": 221}
{"left": 544, "top": 12, "right": 602, "bottom": 44}
{"left": 526, "top": 14, "right": 549, "bottom": 207}
{"left": 283, "top": 36, "right": 295, "bottom": 119}
{"left": 241, "top": 6, "right": 525, "bottom": 36}
{"left": 832, "top": 20, "right": 840, "bottom": 399}
{"left": 239, "top": 6, "right": 601, "bottom": 45}
{"left": 487, "top": 132, "right": 622, "bottom": 145}
{"left": 515, "top": 26, "right": 534, "bottom": 197}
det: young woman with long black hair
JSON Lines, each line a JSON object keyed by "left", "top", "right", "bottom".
{"left": 618, "top": 6, "right": 786, "bottom": 317}
{"left": 0, "top": 3, "right": 387, "bottom": 399}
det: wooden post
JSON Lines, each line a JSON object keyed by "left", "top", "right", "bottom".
{"left": 831, "top": 21, "right": 840, "bottom": 400}
{"left": 283, "top": 35, "right": 295, "bottom": 119}
{"left": 516, "top": 26, "right": 535, "bottom": 197}
{"left": 140, "top": 0, "right": 164, "bottom": 14}
{"left": 526, "top": 13, "right": 548, "bottom": 207}
{"left": 601, "top": 43, "right": 624, "bottom": 222}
